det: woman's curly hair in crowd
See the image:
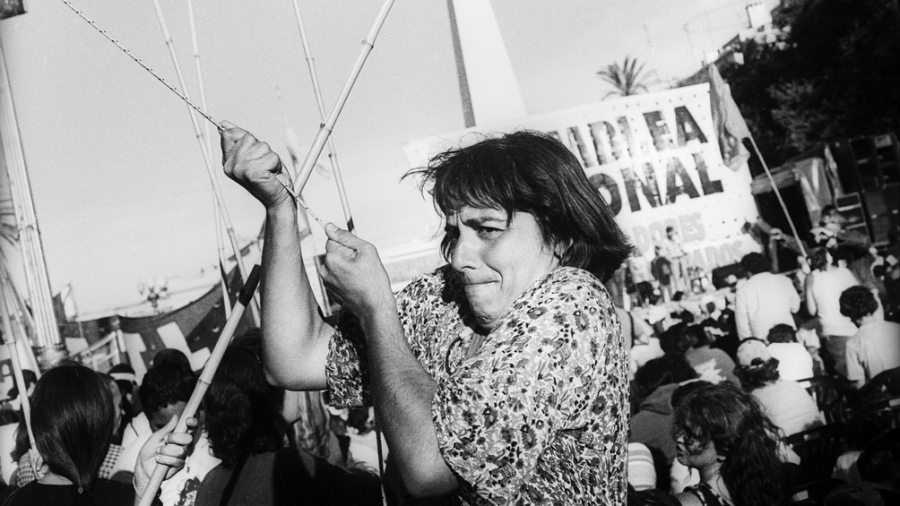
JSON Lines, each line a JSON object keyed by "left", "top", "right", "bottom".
{"left": 203, "top": 330, "right": 286, "bottom": 469}
{"left": 672, "top": 382, "right": 787, "bottom": 506}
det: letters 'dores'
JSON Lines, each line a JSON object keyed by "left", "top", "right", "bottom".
{"left": 406, "top": 84, "right": 760, "bottom": 274}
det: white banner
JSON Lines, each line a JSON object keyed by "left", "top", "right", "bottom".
{"left": 405, "top": 84, "right": 760, "bottom": 271}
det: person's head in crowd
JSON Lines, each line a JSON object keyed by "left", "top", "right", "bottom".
{"left": 140, "top": 360, "right": 196, "bottom": 431}
{"left": 408, "top": 129, "right": 632, "bottom": 286}
{"left": 734, "top": 339, "right": 781, "bottom": 391}
{"left": 659, "top": 323, "right": 694, "bottom": 357}
{"left": 809, "top": 246, "right": 831, "bottom": 272}
{"left": 766, "top": 323, "right": 797, "bottom": 344}
{"left": 7, "top": 369, "right": 38, "bottom": 400}
{"left": 634, "top": 355, "right": 697, "bottom": 400}
{"left": 151, "top": 349, "right": 192, "bottom": 371}
{"left": 203, "top": 330, "right": 286, "bottom": 469}
{"left": 672, "top": 382, "right": 787, "bottom": 506}
{"left": 840, "top": 285, "right": 881, "bottom": 326}
{"left": 739, "top": 252, "right": 770, "bottom": 277}
{"left": 821, "top": 205, "right": 841, "bottom": 228}
{"left": 31, "top": 364, "right": 116, "bottom": 492}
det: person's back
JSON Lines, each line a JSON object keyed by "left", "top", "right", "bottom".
{"left": 751, "top": 380, "right": 824, "bottom": 437}
{"left": 735, "top": 264, "right": 799, "bottom": 340}
{"left": 846, "top": 319, "right": 900, "bottom": 386}
{"left": 809, "top": 267, "right": 859, "bottom": 337}
{"left": 685, "top": 346, "right": 739, "bottom": 385}
{"left": 767, "top": 342, "right": 814, "bottom": 381}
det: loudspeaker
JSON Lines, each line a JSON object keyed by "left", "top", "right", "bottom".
{"left": 712, "top": 263, "right": 744, "bottom": 289}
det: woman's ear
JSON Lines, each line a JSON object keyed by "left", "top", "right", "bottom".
{"left": 553, "top": 238, "right": 574, "bottom": 261}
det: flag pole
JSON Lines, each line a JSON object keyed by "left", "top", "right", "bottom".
{"left": 289, "top": 0, "right": 356, "bottom": 232}
{"left": 137, "top": 265, "right": 260, "bottom": 506}
{"left": 187, "top": 0, "right": 232, "bottom": 317}
{"left": 293, "top": 0, "right": 396, "bottom": 192}
{"left": 748, "top": 137, "right": 808, "bottom": 258}
{"left": 149, "top": 0, "right": 260, "bottom": 326}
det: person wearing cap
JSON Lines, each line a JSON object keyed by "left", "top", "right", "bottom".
{"left": 733, "top": 339, "right": 824, "bottom": 437}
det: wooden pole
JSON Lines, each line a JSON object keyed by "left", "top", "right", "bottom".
{"left": 149, "top": 0, "right": 261, "bottom": 326}
{"left": 293, "top": 0, "right": 397, "bottom": 192}
{"left": 748, "top": 136, "right": 808, "bottom": 258}
{"left": 187, "top": 0, "right": 232, "bottom": 317}
{"left": 289, "top": 0, "right": 356, "bottom": 232}
{"left": 137, "top": 265, "right": 260, "bottom": 506}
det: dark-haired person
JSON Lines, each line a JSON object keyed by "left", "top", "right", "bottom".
{"left": 841, "top": 285, "right": 900, "bottom": 389}
{"left": 733, "top": 339, "right": 823, "bottom": 438}
{"left": 805, "top": 247, "right": 860, "bottom": 377}
{"left": 765, "top": 324, "right": 814, "bottom": 381}
{"left": 196, "top": 333, "right": 381, "bottom": 506}
{"left": 1, "top": 364, "right": 195, "bottom": 506}
{"left": 734, "top": 252, "right": 800, "bottom": 341}
{"left": 221, "top": 125, "right": 633, "bottom": 505}
{"left": 672, "top": 382, "right": 789, "bottom": 506}
{"left": 113, "top": 358, "right": 212, "bottom": 506}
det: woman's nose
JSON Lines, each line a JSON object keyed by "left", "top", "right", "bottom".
{"left": 450, "top": 234, "right": 479, "bottom": 272}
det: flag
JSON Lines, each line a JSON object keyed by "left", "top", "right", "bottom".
{"left": 708, "top": 64, "right": 752, "bottom": 171}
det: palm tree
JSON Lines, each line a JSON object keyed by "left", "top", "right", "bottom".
{"left": 597, "top": 56, "right": 655, "bottom": 99}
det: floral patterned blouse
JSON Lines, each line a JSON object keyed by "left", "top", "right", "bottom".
{"left": 326, "top": 265, "right": 629, "bottom": 505}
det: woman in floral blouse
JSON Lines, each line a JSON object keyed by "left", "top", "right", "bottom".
{"left": 222, "top": 124, "right": 632, "bottom": 505}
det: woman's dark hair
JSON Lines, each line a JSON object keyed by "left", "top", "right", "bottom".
{"left": 840, "top": 285, "right": 879, "bottom": 321}
{"left": 766, "top": 324, "right": 797, "bottom": 344}
{"left": 809, "top": 247, "right": 829, "bottom": 272}
{"left": 634, "top": 355, "right": 697, "bottom": 399}
{"left": 406, "top": 130, "right": 632, "bottom": 281}
{"left": 672, "top": 382, "right": 787, "bottom": 506}
{"left": 204, "top": 330, "right": 286, "bottom": 469}
{"left": 31, "top": 364, "right": 115, "bottom": 491}
{"left": 739, "top": 252, "right": 770, "bottom": 276}
{"left": 734, "top": 358, "right": 781, "bottom": 391}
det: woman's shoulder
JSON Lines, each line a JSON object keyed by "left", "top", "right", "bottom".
{"left": 543, "top": 267, "right": 608, "bottom": 297}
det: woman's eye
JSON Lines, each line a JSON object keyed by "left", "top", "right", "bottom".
{"left": 476, "top": 226, "right": 502, "bottom": 238}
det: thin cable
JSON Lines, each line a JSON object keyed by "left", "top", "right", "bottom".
{"left": 273, "top": 174, "right": 326, "bottom": 229}
{"left": 57, "top": 0, "right": 222, "bottom": 131}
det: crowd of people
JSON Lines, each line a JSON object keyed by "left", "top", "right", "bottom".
{"left": 0, "top": 126, "right": 897, "bottom": 506}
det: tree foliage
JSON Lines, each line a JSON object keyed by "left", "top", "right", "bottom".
{"left": 720, "top": 0, "right": 900, "bottom": 164}
{"left": 597, "top": 56, "right": 655, "bottom": 99}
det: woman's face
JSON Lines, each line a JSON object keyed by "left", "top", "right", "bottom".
{"left": 446, "top": 207, "right": 559, "bottom": 330}
{"left": 675, "top": 433, "right": 722, "bottom": 470}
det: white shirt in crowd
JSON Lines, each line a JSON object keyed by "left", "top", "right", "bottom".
{"left": 735, "top": 272, "right": 800, "bottom": 340}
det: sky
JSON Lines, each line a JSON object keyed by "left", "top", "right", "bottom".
{"left": 0, "top": 0, "right": 774, "bottom": 315}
